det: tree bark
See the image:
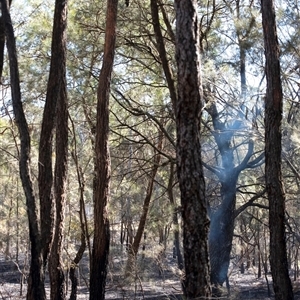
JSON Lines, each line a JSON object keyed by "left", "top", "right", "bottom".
{"left": 35, "top": 0, "right": 68, "bottom": 298}
{"left": 262, "top": 0, "right": 294, "bottom": 299}
{"left": 174, "top": 0, "right": 211, "bottom": 298}
{"left": 0, "top": 1, "right": 46, "bottom": 299}
{"left": 89, "top": 1, "right": 118, "bottom": 299}
{"left": 49, "top": 77, "right": 68, "bottom": 300}
{"left": 39, "top": 0, "right": 68, "bottom": 271}
{"left": 168, "top": 163, "right": 183, "bottom": 270}
{"left": 0, "top": 0, "right": 12, "bottom": 83}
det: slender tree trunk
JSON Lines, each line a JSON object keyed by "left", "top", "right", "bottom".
{"left": 0, "top": 0, "right": 12, "bottom": 83}
{"left": 69, "top": 119, "right": 88, "bottom": 300}
{"left": 150, "top": 0, "right": 177, "bottom": 109}
{"left": 174, "top": 0, "right": 211, "bottom": 298}
{"left": 0, "top": 1, "right": 46, "bottom": 299}
{"left": 49, "top": 80, "right": 68, "bottom": 300}
{"left": 167, "top": 163, "right": 183, "bottom": 270}
{"left": 38, "top": 0, "right": 68, "bottom": 299}
{"left": 126, "top": 134, "right": 163, "bottom": 273}
{"left": 39, "top": 0, "right": 68, "bottom": 271}
{"left": 89, "top": 1, "right": 118, "bottom": 299}
{"left": 262, "top": 0, "right": 294, "bottom": 299}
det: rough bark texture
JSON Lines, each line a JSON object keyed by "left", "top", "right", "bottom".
{"left": 47, "top": 0, "right": 68, "bottom": 300}
{"left": 0, "top": 1, "right": 46, "bottom": 299}
{"left": 89, "top": 0, "right": 118, "bottom": 299}
{"left": 174, "top": 0, "right": 211, "bottom": 298}
{"left": 262, "top": 0, "right": 294, "bottom": 299}
{"left": 39, "top": 0, "right": 68, "bottom": 272}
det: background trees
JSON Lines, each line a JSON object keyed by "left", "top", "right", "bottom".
{"left": 0, "top": 0, "right": 300, "bottom": 299}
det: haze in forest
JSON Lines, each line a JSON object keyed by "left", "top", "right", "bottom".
{"left": 0, "top": 0, "right": 299, "bottom": 299}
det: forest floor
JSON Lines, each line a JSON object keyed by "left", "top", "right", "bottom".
{"left": 1, "top": 247, "right": 300, "bottom": 300}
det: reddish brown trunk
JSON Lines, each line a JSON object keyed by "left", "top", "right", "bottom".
{"left": 40, "top": 0, "right": 68, "bottom": 299}
{"left": 89, "top": 1, "right": 118, "bottom": 299}
{"left": 262, "top": 0, "right": 294, "bottom": 299}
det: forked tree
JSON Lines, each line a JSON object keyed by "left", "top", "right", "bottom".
{"left": 1, "top": 0, "right": 68, "bottom": 299}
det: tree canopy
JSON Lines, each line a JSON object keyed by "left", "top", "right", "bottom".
{"left": 0, "top": 0, "right": 300, "bottom": 299}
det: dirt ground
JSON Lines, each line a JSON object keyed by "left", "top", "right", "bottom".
{"left": 1, "top": 252, "right": 300, "bottom": 300}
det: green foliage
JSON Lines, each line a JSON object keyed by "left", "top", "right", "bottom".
{"left": 1, "top": 0, "right": 300, "bottom": 297}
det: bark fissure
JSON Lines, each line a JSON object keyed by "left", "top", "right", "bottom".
{"left": 262, "top": 0, "right": 294, "bottom": 298}
{"left": 89, "top": 1, "right": 118, "bottom": 299}
{"left": 174, "top": 0, "right": 211, "bottom": 298}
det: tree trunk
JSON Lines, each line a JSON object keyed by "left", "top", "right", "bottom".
{"left": 69, "top": 231, "right": 86, "bottom": 300}
{"left": 168, "top": 163, "right": 183, "bottom": 270}
{"left": 174, "top": 0, "right": 211, "bottom": 298}
{"left": 209, "top": 175, "right": 238, "bottom": 287}
{"left": 39, "top": 0, "right": 68, "bottom": 271}
{"left": 150, "top": 0, "right": 177, "bottom": 110}
{"left": 69, "top": 119, "right": 89, "bottom": 300}
{"left": 262, "top": 0, "right": 294, "bottom": 299}
{"left": 126, "top": 134, "right": 162, "bottom": 273}
{"left": 0, "top": 0, "right": 11, "bottom": 83}
{"left": 89, "top": 1, "right": 118, "bottom": 299}
{"left": 47, "top": 0, "right": 68, "bottom": 299}
{"left": 204, "top": 94, "right": 261, "bottom": 287}
{"left": 0, "top": 1, "right": 46, "bottom": 299}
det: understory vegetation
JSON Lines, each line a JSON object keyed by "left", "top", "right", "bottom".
{"left": 1, "top": 0, "right": 300, "bottom": 299}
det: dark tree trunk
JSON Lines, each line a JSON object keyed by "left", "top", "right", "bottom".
{"left": 262, "top": 0, "right": 294, "bottom": 299}
{"left": 0, "top": 1, "right": 46, "bottom": 299}
{"left": 207, "top": 110, "right": 238, "bottom": 287}
{"left": 174, "top": 0, "right": 211, "bottom": 298}
{"left": 129, "top": 153, "right": 160, "bottom": 258}
{"left": 69, "top": 232, "right": 86, "bottom": 300}
{"left": 204, "top": 94, "right": 262, "bottom": 287}
{"left": 69, "top": 120, "right": 88, "bottom": 300}
{"left": 168, "top": 163, "right": 183, "bottom": 270}
{"left": 3, "top": 1, "right": 68, "bottom": 298}
{"left": 89, "top": 1, "right": 118, "bottom": 299}
{"left": 0, "top": 0, "right": 12, "bottom": 83}
{"left": 47, "top": 0, "right": 68, "bottom": 299}
{"left": 209, "top": 174, "right": 238, "bottom": 287}
{"left": 150, "top": 0, "right": 177, "bottom": 109}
